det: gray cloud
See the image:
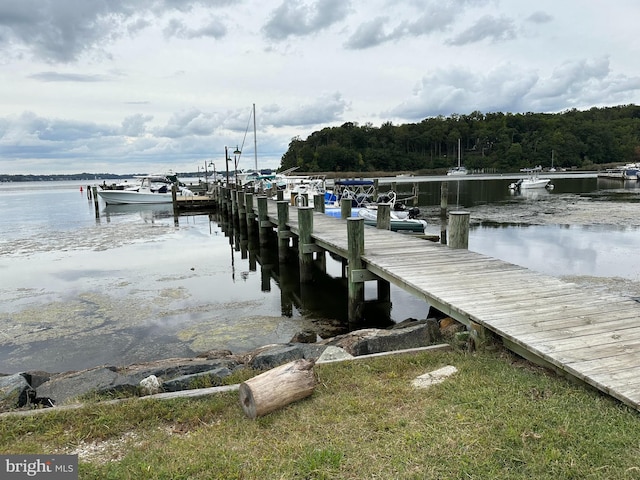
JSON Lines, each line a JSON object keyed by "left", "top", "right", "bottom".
{"left": 163, "top": 17, "right": 227, "bottom": 39}
{"left": 263, "top": 0, "right": 350, "bottom": 40}
{"left": 388, "top": 57, "right": 640, "bottom": 119}
{"left": 28, "top": 72, "right": 111, "bottom": 82}
{"left": 526, "top": 11, "right": 553, "bottom": 24}
{"left": 445, "top": 15, "right": 517, "bottom": 46}
{"left": 0, "top": 0, "right": 229, "bottom": 63}
{"left": 263, "top": 92, "right": 348, "bottom": 126}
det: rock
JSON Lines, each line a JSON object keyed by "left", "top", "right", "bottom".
{"left": 0, "top": 374, "right": 31, "bottom": 410}
{"left": 248, "top": 344, "right": 330, "bottom": 370}
{"left": 196, "top": 349, "right": 234, "bottom": 360}
{"left": 161, "top": 367, "right": 233, "bottom": 392}
{"left": 440, "top": 317, "right": 465, "bottom": 338}
{"left": 317, "top": 346, "right": 353, "bottom": 363}
{"left": 117, "top": 357, "right": 239, "bottom": 383}
{"left": 36, "top": 367, "right": 122, "bottom": 405}
{"left": 320, "top": 323, "right": 433, "bottom": 356}
{"left": 21, "top": 371, "right": 52, "bottom": 389}
{"left": 249, "top": 345, "right": 305, "bottom": 370}
{"left": 139, "top": 375, "right": 161, "bottom": 395}
{"left": 412, "top": 365, "right": 458, "bottom": 389}
{"left": 289, "top": 330, "right": 317, "bottom": 343}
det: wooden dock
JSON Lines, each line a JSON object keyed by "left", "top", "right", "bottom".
{"left": 217, "top": 187, "right": 640, "bottom": 412}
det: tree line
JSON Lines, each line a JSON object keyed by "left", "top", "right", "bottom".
{"left": 279, "top": 104, "right": 640, "bottom": 173}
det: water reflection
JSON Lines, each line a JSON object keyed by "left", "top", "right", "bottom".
{"left": 213, "top": 208, "right": 399, "bottom": 335}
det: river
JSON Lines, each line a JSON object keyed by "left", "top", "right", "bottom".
{"left": 1, "top": 174, "right": 639, "bottom": 374}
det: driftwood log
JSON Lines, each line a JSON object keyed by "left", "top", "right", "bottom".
{"left": 239, "top": 359, "right": 316, "bottom": 419}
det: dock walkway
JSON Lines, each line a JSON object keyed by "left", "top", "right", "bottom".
{"left": 260, "top": 199, "right": 640, "bottom": 412}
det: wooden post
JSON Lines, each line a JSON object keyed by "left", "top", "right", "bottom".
{"left": 231, "top": 188, "right": 238, "bottom": 218}
{"left": 347, "top": 217, "right": 365, "bottom": 327}
{"left": 276, "top": 189, "right": 284, "bottom": 201}
{"left": 440, "top": 181, "right": 448, "bottom": 218}
{"left": 277, "top": 200, "right": 290, "bottom": 262}
{"left": 245, "top": 193, "right": 255, "bottom": 235}
{"left": 221, "top": 186, "right": 229, "bottom": 215}
{"left": 376, "top": 203, "right": 391, "bottom": 230}
{"left": 298, "top": 206, "right": 315, "bottom": 283}
{"left": 313, "top": 194, "right": 325, "bottom": 213}
{"left": 91, "top": 186, "right": 99, "bottom": 218}
{"left": 449, "top": 211, "right": 470, "bottom": 249}
{"left": 239, "top": 359, "right": 316, "bottom": 419}
{"left": 340, "top": 197, "right": 351, "bottom": 219}
{"left": 413, "top": 182, "right": 419, "bottom": 206}
{"left": 257, "top": 196, "right": 270, "bottom": 246}
{"left": 237, "top": 191, "right": 246, "bottom": 224}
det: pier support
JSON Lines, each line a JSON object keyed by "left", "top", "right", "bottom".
{"left": 376, "top": 203, "right": 391, "bottom": 230}
{"left": 257, "top": 196, "right": 270, "bottom": 246}
{"left": 440, "top": 181, "right": 448, "bottom": 217}
{"left": 341, "top": 198, "right": 351, "bottom": 219}
{"left": 298, "top": 206, "right": 318, "bottom": 283}
{"left": 313, "top": 194, "right": 325, "bottom": 213}
{"left": 449, "top": 211, "right": 470, "bottom": 249}
{"left": 91, "top": 186, "right": 99, "bottom": 218}
{"left": 277, "top": 200, "right": 291, "bottom": 262}
{"left": 245, "top": 193, "right": 255, "bottom": 235}
{"left": 347, "top": 217, "right": 366, "bottom": 327}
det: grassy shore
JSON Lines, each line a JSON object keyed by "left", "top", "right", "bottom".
{"left": 1, "top": 347, "right": 639, "bottom": 479}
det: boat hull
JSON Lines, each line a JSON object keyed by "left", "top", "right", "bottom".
{"left": 97, "top": 190, "right": 173, "bottom": 205}
{"left": 519, "top": 179, "right": 551, "bottom": 189}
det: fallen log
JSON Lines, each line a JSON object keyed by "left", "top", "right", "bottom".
{"left": 239, "top": 359, "right": 316, "bottom": 419}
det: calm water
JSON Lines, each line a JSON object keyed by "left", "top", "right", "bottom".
{"left": 1, "top": 175, "right": 639, "bottom": 373}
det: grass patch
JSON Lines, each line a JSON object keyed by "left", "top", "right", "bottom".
{"left": 1, "top": 348, "right": 640, "bottom": 479}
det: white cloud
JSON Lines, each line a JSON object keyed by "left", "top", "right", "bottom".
{"left": 0, "top": 0, "right": 639, "bottom": 174}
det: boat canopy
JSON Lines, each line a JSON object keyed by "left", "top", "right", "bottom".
{"left": 334, "top": 180, "right": 375, "bottom": 186}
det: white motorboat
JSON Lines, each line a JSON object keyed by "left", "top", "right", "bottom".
{"left": 97, "top": 173, "right": 191, "bottom": 205}
{"left": 509, "top": 167, "right": 553, "bottom": 191}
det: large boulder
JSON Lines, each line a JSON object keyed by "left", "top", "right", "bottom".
{"left": 319, "top": 322, "right": 435, "bottom": 356}
{"left": 36, "top": 367, "right": 122, "bottom": 405}
{"left": 0, "top": 374, "right": 31, "bottom": 411}
{"left": 161, "top": 367, "right": 234, "bottom": 392}
{"left": 248, "top": 343, "right": 328, "bottom": 370}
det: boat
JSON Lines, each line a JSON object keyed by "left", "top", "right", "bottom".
{"left": 596, "top": 163, "right": 639, "bottom": 180}
{"left": 98, "top": 179, "right": 140, "bottom": 190}
{"left": 447, "top": 139, "right": 468, "bottom": 176}
{"left": 509, "top": 167, "right": 553, "bottom": 190}
{"left": 356, "top": 206, "right": 427, "bottom": 233}
{"left": 97, "top": 172, "right": 192, "bottom": 205}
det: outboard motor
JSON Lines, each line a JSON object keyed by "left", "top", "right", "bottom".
{"left": 408, "top": 207, "right": 420, "bottom": 219}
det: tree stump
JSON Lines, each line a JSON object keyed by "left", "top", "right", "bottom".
{"left": 239, "top": 359, "right": 316, "bottom": 419}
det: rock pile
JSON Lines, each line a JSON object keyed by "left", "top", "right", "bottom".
{"left": 0, "top": 317, "right": 458, "bottom": 412}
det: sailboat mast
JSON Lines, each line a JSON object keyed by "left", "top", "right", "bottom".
{"left": 458, "top": 138, "right": 461, "bottom": 167}
{"left": 253, "top": 103, "right": 258, "bottom": 171}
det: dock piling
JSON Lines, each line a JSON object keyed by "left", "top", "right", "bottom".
{"left": 448, "top": 211, "right": 470, "bottom": 249}
{"left": 347, "top": 217, "right": 365, "bottom": 327}
{"left": 297, "top": 206, "right": 315, "bottom": 283}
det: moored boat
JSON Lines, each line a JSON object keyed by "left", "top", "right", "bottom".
{"left": 509, "top": 167, "right": 553, "bottom": 191}
{"left": 597, "top": 164, "right": 639, "bottom": 180}
{"left": 97, "top": 172, "right": 192, "bottom": 205}
{"left": 356, "top": 206, "right": 427, "bottom": 233}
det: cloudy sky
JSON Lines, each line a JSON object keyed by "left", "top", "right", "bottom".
{"left": 1, "top": 0, "right": 639, "bottom": 175}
